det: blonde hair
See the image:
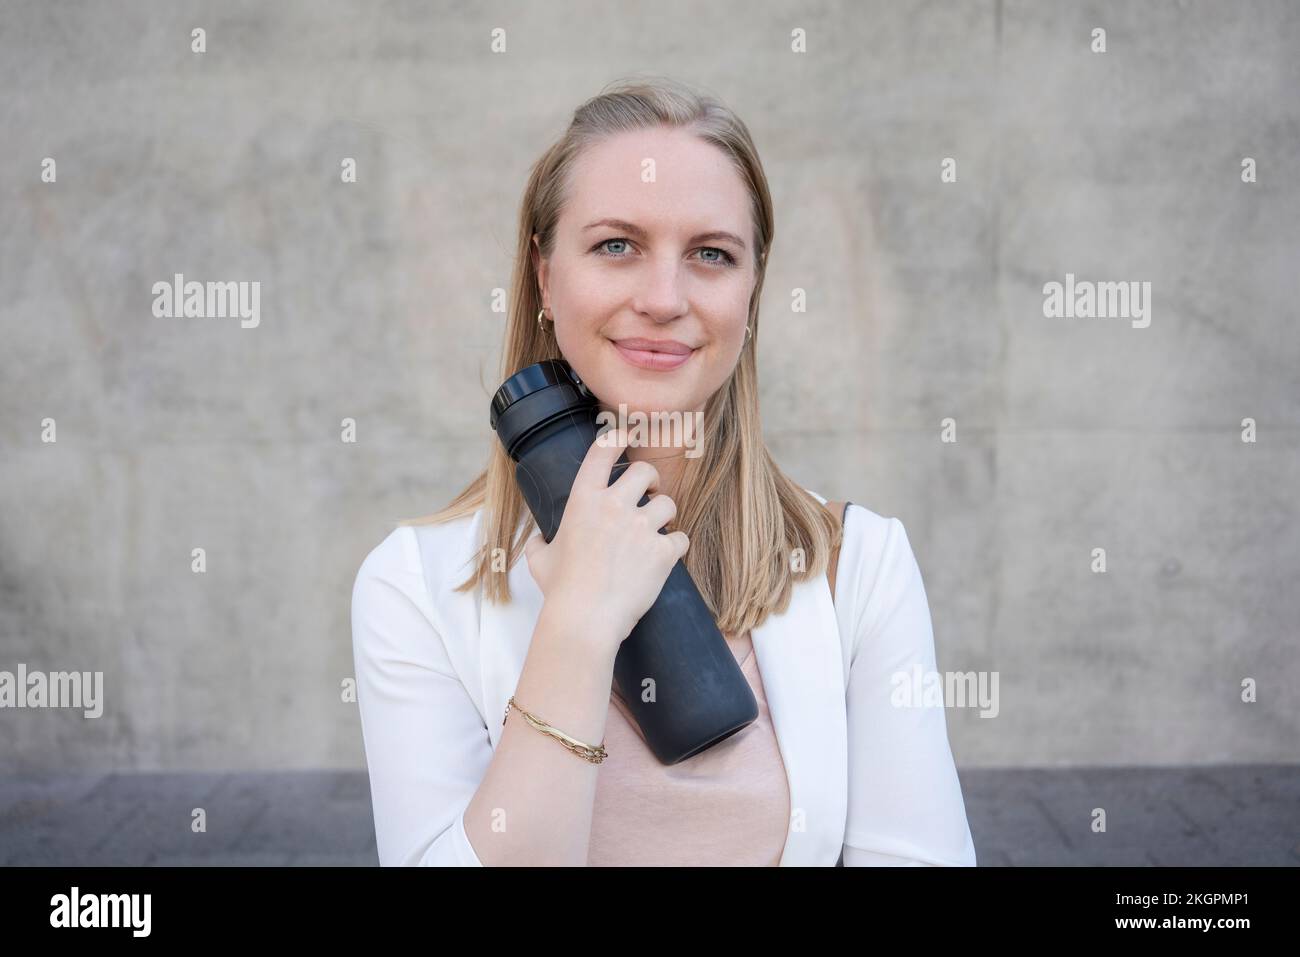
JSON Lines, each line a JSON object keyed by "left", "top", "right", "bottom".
{"left": 402, "top": 75, "right": 841, "bottom": 635}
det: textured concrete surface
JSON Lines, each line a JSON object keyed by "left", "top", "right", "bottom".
{"left": 2, "top": 766, "right": 1296, "bottom": 866}
{"left": 1, "top": 1, "right": 1298, "bottom": 774}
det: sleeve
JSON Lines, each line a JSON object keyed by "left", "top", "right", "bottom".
{"left": 841, "top": 517, "right": 978, "bottom": 866}
{"left": 350, "top": 525, "right": 494, "bottom": 866}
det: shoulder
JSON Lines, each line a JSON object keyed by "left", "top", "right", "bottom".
{"left": 349, "top": 526, "right": 431, "bottom": 656}
{"left": 841, "top": 504, "right": 926, "bottom": 662}
{"left": 352, "top": 523, "right": 420, "bottom": 591}
{"left": 354, "top": 508, "right": 483, "bottom": 587}
{"left": 800, "top": 487, "right": 910, "bottom": 569}
{"left": 350, "top": 510, "right": 485, "bottom": 651}
{"left": 803, "top": 488, "right": 924, "bottom": 662}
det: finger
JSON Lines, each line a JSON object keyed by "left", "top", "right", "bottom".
{"left": 638, "top": 492, "right": 677, "bottom": 531}
{"left": 573, "top": 425, "right": 628, "bottom": 494}
{"left": 664, "top": 529, "right": 690, "bottom": 560}
{"left": 610, "top": 459, "right": 661, "bottom": 505}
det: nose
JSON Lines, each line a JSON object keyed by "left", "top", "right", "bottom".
{"left": 632, "top": 256, "right": 689, "bottom": 324}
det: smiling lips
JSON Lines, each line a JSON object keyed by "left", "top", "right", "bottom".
{"left": 611, "top": 337, "right": 696, "bottom": 371}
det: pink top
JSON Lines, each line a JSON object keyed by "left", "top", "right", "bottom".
{"left": 586, "top": 631, "right": 791, "bottom": 866}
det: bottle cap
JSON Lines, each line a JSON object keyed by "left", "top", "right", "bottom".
{"left": 490, "top": 359, "right": 595, "bottom": 459}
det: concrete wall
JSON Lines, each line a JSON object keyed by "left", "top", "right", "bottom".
{"left": 1, "top": 0, "right": 1296, "bottom": 772}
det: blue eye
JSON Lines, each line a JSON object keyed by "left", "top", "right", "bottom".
{"left": 698, "top": 247, "right": 737, "bottom": 266}
{"left": 591, "top": 238, "right": 737, "bottom": 267}
{"left": 595, "top": 238, "right": 631, "bottom": 256}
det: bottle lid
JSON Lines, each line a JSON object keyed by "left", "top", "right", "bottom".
{"left": 489, "top": 359, "right": 594, "bottom": 457}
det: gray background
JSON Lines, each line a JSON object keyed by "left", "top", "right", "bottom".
{"left": 2, "top": 0, "right": 1297, "bottom": 785}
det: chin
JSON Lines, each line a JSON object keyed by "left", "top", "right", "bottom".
{"left": 599, "top": 385, "right": 686, "bottom": 417}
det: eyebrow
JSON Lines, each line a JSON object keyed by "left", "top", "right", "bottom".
{"left": 583, "top": 218, "right": 747, "bottom": 251}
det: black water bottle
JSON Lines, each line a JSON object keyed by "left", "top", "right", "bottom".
{"left": 490, "top": 359, "right": 758, "bottom": 765}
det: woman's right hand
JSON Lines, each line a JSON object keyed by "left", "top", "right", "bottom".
{"left": 523, "top": 428, "right": 689, "bottom": 654}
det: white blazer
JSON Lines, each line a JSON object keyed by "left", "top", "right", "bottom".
{"left": 351, "top": 491, "right": 978, "bottom": 867}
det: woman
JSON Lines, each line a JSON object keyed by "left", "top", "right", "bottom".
{"left": 351, "top": 76, "right": 977, "bottom": 867}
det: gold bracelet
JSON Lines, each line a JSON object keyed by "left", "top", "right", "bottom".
{"left": 502, "top": 695, "right": 608, "bottom": 764}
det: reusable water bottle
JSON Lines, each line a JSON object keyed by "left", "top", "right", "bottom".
{"left": 490, "top": 358, "right": 758, "bottom": 764}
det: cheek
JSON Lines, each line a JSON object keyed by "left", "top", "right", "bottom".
{"left": 709, "top": 270, "right": 753, "bottom": 313}
{"left": 554, "top": 278, "right": 617, "bottom": 339}
{"left": 548, "top": 271, "right": 602, "bottom": 346}
{"left": 558, "top": 255, "right": 615, "bottom": 301}
{"left": 704, "top": 285, "right": 752, "bottom": 345}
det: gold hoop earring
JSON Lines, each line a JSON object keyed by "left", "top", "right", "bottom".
{"left": 745, "top": 324, "right": 752, "bottom": 342}
{"left": 537, "top": 307, "right": 549, "bottom": 335}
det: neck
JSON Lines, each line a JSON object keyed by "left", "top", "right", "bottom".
{"left": 623, "top": 443, "right": 689, "bottom": 500}
{"left": 599, "top": 401, "right": 704, "bottom": 502}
